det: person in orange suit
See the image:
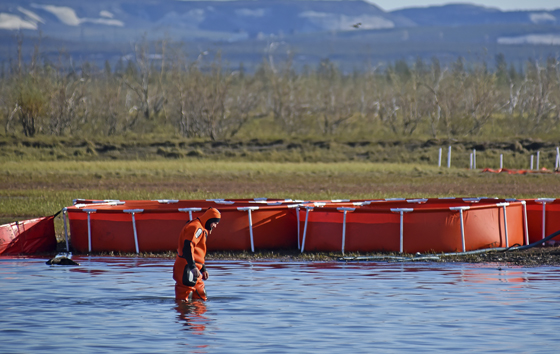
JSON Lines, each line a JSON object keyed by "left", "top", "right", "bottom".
{"left": 173, "top": 207, "right": 221, "bottom": 302}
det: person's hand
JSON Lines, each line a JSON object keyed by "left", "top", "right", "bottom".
{"left": 191, "top": 267, "right": 201, "bottom": 279}
{"left": 202, "top": 270, "right": 209, "bottom": 280}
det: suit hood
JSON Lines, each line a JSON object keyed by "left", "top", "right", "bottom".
{"left": 199, "top": 207, "right": 221, "bottom": 230}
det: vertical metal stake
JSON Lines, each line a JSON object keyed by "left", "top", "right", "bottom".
{"left": 296, "top": 206, "right": 301, "bottom": 250}
{"left": 248, "top": 209, "right": 254, "bottom": 253}
{"left": 537, "top": 151, "right": 540, "bottom": 170}
{"left": 341, "top": 210, "right": 348, "bottom": 254}
{"left": 438, "top": 147, "right": 442, "bottom": 168}
{"left": 301, "top": 208, "right": 311, "bottom": 253}
{"left": 131, "top": 212, "right": 140, "bottom": 254}
{"left": 87, "top": 212, "right": 92, "bottom": 253}
{"left": 399, "top": 211, "right": 404, "bottom": 253}
{"left": 391, "top": 208, "right": 413, "bottom": 253}
{"left": 522, "top": 201, "right": 529, "bottom": 246}
{"left": 459, "top": 209, "right": 466, "bottom": 252}
{"left": 542, "top": 202, "right": 546, "bottom": 245}
{"left": 502, "top": 205, "right": 509, "bottom": 248}
{"left": 473, "top": 149, "right": 476, "bottom": 169}
{"left": 500, "top": 154, "right": 503, "bottom": 170}
{"left": 451, "top": 206, "right": 469, "bottom": 252}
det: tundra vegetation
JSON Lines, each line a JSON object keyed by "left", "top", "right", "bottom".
{"left": 1, "top": 41, "right": 559, "bottom": 142}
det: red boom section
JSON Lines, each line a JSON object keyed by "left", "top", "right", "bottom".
{"left": 524, "top": 198, "right": 560, "bottom": 245}
{"left": 66, "top": 198, "right": 528, "bottom": 254}
{"left": 0, "top": 216, "right": 57, "bottom": 255}
{"left": 298, "top": 200, "right": 524, "bottom": 253}
{"left": 67, "top": 199, "right": 299, "bottom": 253}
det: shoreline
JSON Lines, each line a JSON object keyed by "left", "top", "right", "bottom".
{"left": 40, "top": 245, "right": 560, "bottom": 267}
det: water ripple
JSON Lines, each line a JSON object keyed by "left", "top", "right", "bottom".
{"left": 2, "top": 258, "right": 560, "bottom": 353}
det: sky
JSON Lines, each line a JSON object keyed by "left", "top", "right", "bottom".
{"left": 367, "top": 0, "right": 560, "bottom": 12}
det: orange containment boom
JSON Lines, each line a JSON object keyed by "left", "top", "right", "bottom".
{"left": 0, "top": 216, "right": 57, "bottom": 255}
{"left": 66, "top": 199, "right": 299, "bottom": 253}
{"left": 298, "top": 198, "right": 526, "bottom": 254}
{"left": 63, "top": 197, "right": 535, "bottom": 254}
{"left": 523, "top": 198, "right": 560, "bottom": 245}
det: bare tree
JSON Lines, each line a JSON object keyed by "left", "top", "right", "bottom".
{"left": 266, "top": 56, "right": 306, "bottom": 134}
{"left": 120, "top": 39, "right": 165, "bottom": 123}
{"left": 174, "top": 58, "right": 232, "bottom": 139}
{"left": 464, "top": 65, "right": 504, "bottom": 135}
{"left": 226, "top": 75, "right": 262, "bottom": 137}
{"left": 47, "top": 77, "right": 87, "bottom": 135}
{"left": 313, "top": 66, "right": 358, "bottom": 135}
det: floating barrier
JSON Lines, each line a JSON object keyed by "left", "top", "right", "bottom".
{"left": 298, "top": 198, "right": 526, "bottom": 254}
{"left": 60, "top": 197, "right": 529, "bottom": 255}
{"left": 66, "top": 199, "right": 300, "bottom": 253}
{"left": 2, "top": 197, "right": 554, "bottom": 255}
{"left": 0, "top": 216, "right": 57, "bottom": 255}
{"left": 523, "top": 198, "right": 560, "bottom": 245}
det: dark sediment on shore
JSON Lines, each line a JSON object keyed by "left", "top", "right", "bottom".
{"left": 436, "top": 246, "right": 560, "bottom": 266}
{"left": 74, "top": 246, "right": 560, "bottom": 267}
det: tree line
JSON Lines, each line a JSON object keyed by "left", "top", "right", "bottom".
{"left": 2, "top": 40, "right": 559, "bottom": 140}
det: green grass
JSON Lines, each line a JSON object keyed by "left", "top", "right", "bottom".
{"left": 2, "top": 159, "right": 559, "bottom": 220}
{"left": 1, "top": 159, "right": 446, "bottom": 176}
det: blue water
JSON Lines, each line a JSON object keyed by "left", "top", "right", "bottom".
{"left": 1, "top": 257, "right": 560, "bottom": 353}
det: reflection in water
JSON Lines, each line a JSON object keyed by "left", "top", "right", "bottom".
{"left": 175, "top": 300, "right": 208, "bottom": 334}
{"left": 3, "top": 258, "right": 560, "bottom": 353}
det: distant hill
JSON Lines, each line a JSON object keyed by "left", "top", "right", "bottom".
{"left": 0, "top": 0, "right": 559, "bottom": 69}
{"left": 0, "top": 0, "right": 413, "bottom": 41}
{"left": 392, "top": 4, "right": 560, "bottom": 26}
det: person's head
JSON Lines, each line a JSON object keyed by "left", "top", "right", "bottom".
{"left": 201, "top": 207, "right": 221, "bottom": 234}
{"left": 207, "top": 219, "right": 219, "bottom": 233}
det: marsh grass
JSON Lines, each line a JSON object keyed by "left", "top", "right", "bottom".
{"left": 2, "top": 159, "right": 559, "bottom": 221}
{"left": 1, "top": 159, "right": 449, "bottom": 176}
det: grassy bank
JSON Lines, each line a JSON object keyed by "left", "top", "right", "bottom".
{"left": 2, "top": 135, "right": 560, "bottom": 168}
{"left": 2, "top": 159, "right": 560, "bottom": 223}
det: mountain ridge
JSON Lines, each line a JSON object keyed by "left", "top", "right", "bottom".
{"left": 0, "top": 1, "right": 558, "bottom": 69}
{"left": 392, "top": 3, "right": 560, "bottom": 27}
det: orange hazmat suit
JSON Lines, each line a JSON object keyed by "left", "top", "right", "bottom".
{"left": 173, "top": 207, "right": 221, "bottom": 302}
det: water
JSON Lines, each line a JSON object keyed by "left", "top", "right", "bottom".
{"left": 1, "top": 257, "right": 560, "bottom": 354}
